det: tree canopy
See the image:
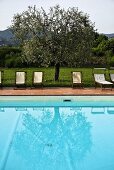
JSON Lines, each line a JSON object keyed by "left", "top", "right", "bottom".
{"left": 11, "top": 5, "right": 95, "bottom": 80}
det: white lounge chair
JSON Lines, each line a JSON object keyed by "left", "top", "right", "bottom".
{"left": 0, "top": 71, "right": 1, "bottom": 85}
{"left": 94, "top": 73, "right": 113, "bottom": 89}
{"left": 109, "top": 67, "right": 114, "bottom": 83}
{"left": 15, "top": 71, "right": 26, "bottom": 87}
{"left": 33, "top": 71, "right": 43, "bottom": 87}
{"left": 110, "top": 73, "right": 114, "bottom": 83}
{"left": 0, "top": 71, "right": 3, "bottom": 87}
{"left": 72, "top": 71, "right": 83, "bottom": 88}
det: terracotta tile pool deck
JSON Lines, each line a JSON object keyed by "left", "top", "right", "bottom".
{"left": 0, "top": 87, "right": 114, "bottom": 95}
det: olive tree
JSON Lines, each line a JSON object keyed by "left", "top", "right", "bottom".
{"left": 11, "top": 5, "right": 95, "bottom": 80}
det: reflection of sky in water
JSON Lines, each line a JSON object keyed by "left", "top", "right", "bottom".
{"left": 0, "top": 106, "right": 114, "bottom": 170}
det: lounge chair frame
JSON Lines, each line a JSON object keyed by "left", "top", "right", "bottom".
{"left": 32, "top": 71, "right": 44, "bottom": 88}
{"left": 0, "top": 71, "right": 4, "bottom": 88}
{"left": 15, "top": 71, "right": 27, "bottom": 88}
{"left": 71, "top": 71, "right": 83, "bottom": 88}
{"left": 93, "top": 68, "right": 113, "bottom": 90}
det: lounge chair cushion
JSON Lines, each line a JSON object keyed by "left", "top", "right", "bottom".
{"left": 100, "top": 81, "right": 113, "bottom": 85}
{"left": 94, "top": 74, "right": 113, "bottom": 84}
{"left": 34, "top": 72, "right": 43, "bottom": 84}
{"left": 110, "top": 74, "right": 114, "bottom": 82}
{"left": 73, "top": 72, "right": 81, "bottom": 83}
{"left": 16, "top": 72, "right": 25, "bottom": 85}
{"left": 0, "top": 72, "right": 1, "bottom": 84}
{"left": 94, "top": 74, "right": 105, "bottom": 82}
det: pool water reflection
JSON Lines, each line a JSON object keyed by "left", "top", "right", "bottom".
{"left": 0, "top": 106, "right": 114, "bottom": 170}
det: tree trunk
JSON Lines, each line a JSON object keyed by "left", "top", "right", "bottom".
{"left": 55, "top": 63, "right": 60, "bottom": 81}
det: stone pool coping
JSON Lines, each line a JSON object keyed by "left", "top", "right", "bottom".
{"left": 0, "top": 87, "right": 114, "bottom": 96}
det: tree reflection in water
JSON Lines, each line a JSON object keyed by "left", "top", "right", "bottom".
{"left": 12, "top": 107, "right": 92, "bottom": 170}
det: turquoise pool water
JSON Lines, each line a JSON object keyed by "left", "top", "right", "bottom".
{"left": 0, "top": 96, "right": 114, "bottom": 170}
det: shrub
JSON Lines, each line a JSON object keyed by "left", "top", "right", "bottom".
{"left": 0, "top": 46, "right": 21, "bottom": 67}
{"left": 5, "top": 52, "right": 23, "bottom": 68}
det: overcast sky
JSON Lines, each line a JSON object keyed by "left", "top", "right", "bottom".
{"left": 0, "top": 0, "right": 114, "bottom": 33}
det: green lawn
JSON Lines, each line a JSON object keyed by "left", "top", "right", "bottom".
{"left": 0, "top": 67, "right": 112, "bottom": 87}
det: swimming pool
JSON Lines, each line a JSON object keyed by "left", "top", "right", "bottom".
{"left": 0, "top": 96, "right": 114, "bottom": 170}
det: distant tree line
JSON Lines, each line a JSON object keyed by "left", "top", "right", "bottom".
{"left": 91, "top": 33, "right": 114, "bottom": 68}
{"left": 1, "top": 34, "right": 114, "bottom": 69}
{"left": 0, "top": 5, "right": 114, "bottom": 80}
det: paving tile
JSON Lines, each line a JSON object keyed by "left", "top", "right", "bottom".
{"left": 0, "top": 88, "right": 114, "bottom": 95}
